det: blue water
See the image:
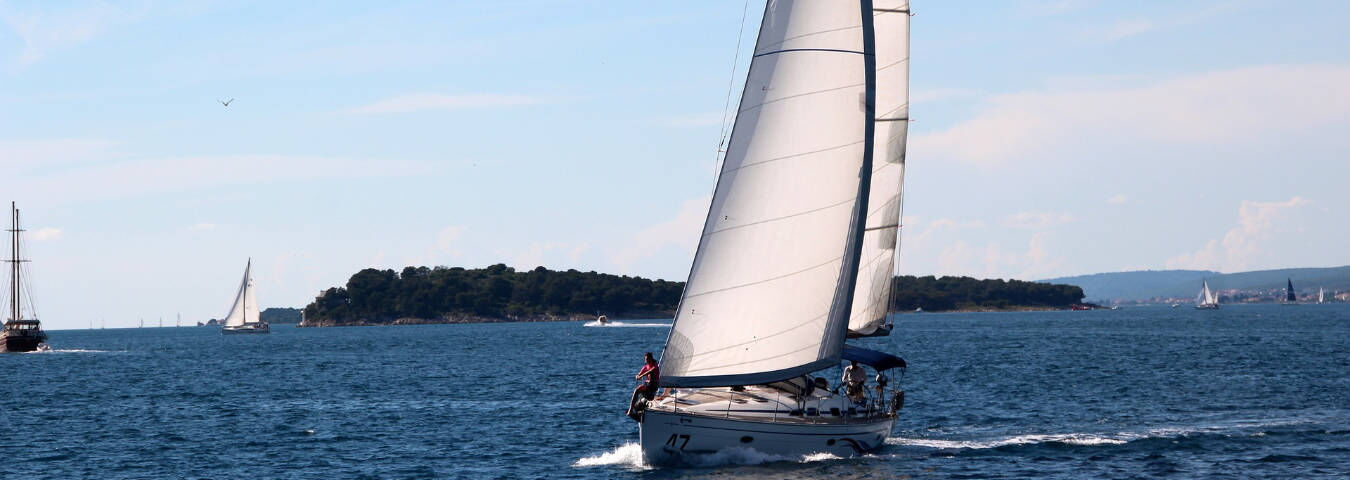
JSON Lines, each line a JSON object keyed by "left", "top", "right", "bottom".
{"left": 4, "top": 305, "right": 1347, "bottom": 479}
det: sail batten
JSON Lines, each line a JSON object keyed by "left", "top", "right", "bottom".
{"left": 659, "top": 0, "right": 881, "bottom": 388}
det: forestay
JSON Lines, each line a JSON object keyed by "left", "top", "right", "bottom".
{"left": 848, "top": 0, "right": 909, "bottom": 336}
{"left": 660, "top": 0, "right": 879, "bottom": 387}
{"left": 223, "top": 260, "right": 260, "bottom": 327}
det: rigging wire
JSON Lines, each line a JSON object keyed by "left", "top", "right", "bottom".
{"left": 710, "top": 0, "right": 754, "bottom": 190}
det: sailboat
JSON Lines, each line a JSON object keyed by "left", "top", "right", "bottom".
{"left": 0, "top": 202, "right": 48, "bottom": 353}
{"left": 1282, "top": 278, "right": 1298, "bottom": 305}
{"left": 221, "top": 259, "right": 269, "bottom": 334}
{"left": 1194, "top": 280, "right": 1219, "bottom": 310}
{"left": 1318, "top": 287, "right": 1325, "bottom": 304}
{"left": 636, "top": 1, "right": 911, "bottom": 464}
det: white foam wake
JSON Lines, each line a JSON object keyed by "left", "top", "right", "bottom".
{"left": 24, "top": 348, "right": 115, "bottom": 354}
{"left": 573, "top": 442, "right": 649, "bottom": 469}
{"left": 888, "top": 420, "right": 1312, "bottom": 450}
{"left": 582, "top": 321, "right": 670, "bottom": 328}
{"left": 573, "top": 442, "right": 846, "bottom": 469}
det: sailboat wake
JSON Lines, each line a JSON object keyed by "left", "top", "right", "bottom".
{"left": 886, "top": 419, "right": 1315, "bottom": 451}
{"left": 573, "top": 442, "right": 847, "bottom": 469}
{"left": 25, "top": 348, "right": 116, "bottom": 354}
{"left": 581, "top": 321, "right": 670, "bottom": 328}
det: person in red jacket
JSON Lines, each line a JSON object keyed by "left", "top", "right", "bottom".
{"left": 627, "top": 352, "right": 660, "bottom": 420}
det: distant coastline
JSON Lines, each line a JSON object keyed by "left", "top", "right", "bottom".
{"left": 298, "top": 311, "right": 672, "bottom": 327}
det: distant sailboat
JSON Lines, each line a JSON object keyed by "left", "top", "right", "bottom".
{"left": 1282, "top": 278, "right": 1298, "bottom": 305}
{"left": 1194, "top": 280, "right": 1219, "bottom": 310}
{"left": 0, "top": 202, "right": 48, "bottom": 353}
{"left": 1318, "top": 287, "right": 1325, "bottom": 304}
{"left": 635, "top": 1, "right": 911, "bottom": 464}
{"left": 221, "top": 259, "right": 269, "bottom": 334}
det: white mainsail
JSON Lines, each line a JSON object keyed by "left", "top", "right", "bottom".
{"left": 849, "top": 0, "right": 910, "bottom": 336}
{"left": 223, "top": 260, "right": 259, "bottom": 327}
{"left": 1319, "top": 287, "right": 1325, "bottom": 303}
{"left": 660, "top": 0, "right": 882, "bottom": 387}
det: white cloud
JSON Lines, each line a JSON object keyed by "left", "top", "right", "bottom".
{"left": 9, "top": 154, "right": 433, "bottom": 206}
{"left": 1000, "top": 211, "right": 1076, "bottom": 229}
{"left": 913, "top": 65, "right": 1350, "bottom": 167}
{"left": 1099, "top": 19, "right": 1156, "bottom": 41}
{"left": 0, "top": 138, "right": 119, "bottom": 171}
{"left": 931, "top": 232, "right": 1065, "bottom": 280}
{"left": 1107, "top": 194, "right": 1129, "bottom": 205}
{"left": 188, "top": 222, "right": 217, "bottom": 231}
{"left": 0, "top": 2, "right": 147, "bottom": 65}
{"left": 912, "top": 88, "right": 979, "bottom": 104}
{"left": 1165, "top": 197, "right": 1311, "bottom": 271}
{"left": 31, "top": 227, "right": 62, "bottom": 241}
{"left": 347, "top": 93, "right": 545, "bottom": 115}
{"left": 610, "top": 195, "right": 710, "bottom": 273}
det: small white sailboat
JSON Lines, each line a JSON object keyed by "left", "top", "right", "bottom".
{"left": 635, "top": 0, "right": 911, "bottom": 464}
{"left": 1194, "top": 280, "right": 1219, "bottom": 310}
{"left": 1318, "top": 287, "right": 1325, "bottom": 304}
{"left": 221, "top": 259, "right": 268, "bottom": 334}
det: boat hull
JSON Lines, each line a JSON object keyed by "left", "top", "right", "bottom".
{"left": 221, "top": 324, "right": 270, "bottom": 334}
{"left": 0, "top": 333, "right": 45, "bottom": 353}
{"left": 639, "top": 410, "right": 893, "bottom": 466}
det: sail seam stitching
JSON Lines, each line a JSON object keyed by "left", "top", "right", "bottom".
{"left": 705, "top": 198, "right": 853, "bottom": 237}
{"left": 684, "top": 258, "right": 840, "bottom": 300}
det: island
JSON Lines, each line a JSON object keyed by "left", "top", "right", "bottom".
{"left": 300, "top": 264, "right": 684, "bottom": 326}
{"left": 890, "top": 275, "right": 1086, "bottom": 312}
{"left": 298, "top": 265, "right": 1090, "bottom": 327}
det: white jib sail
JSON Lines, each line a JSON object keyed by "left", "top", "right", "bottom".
{"left": 660, "top": 0, "right": 877, "bottom": 387}
{"left": 848, "top": 0, "right": 909, "bottom": 336}
{"left": 223, "top": 260, "right": 260, "bottom": 327}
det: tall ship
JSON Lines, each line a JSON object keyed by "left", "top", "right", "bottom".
{"left": 635, "top": 0, "right": 911, "bottom": 464}
{"left": 1282, "top": 278, "right": 1298, "bottom": 305}
{"left": 1194, "top": 280, "right": 1219, "bottom": 309}
{"left": 221, "top": 259, "right": 269, "bottom": 334}
{"left": 0, "top": 202, "right": 48, "bottom": 353}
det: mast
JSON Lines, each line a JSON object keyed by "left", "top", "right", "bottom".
{"left": 6, "top": 202, "right": 25, "bottom": 323}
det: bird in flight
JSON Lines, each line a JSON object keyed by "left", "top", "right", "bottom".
{"left": 218, "top": 98, "right": 234, "bottom": 107}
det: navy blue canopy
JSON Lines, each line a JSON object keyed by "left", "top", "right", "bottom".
{"left": 842, "top": 345, "right": 906, "bottom": 371}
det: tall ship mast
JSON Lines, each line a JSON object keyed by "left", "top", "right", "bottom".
{"left": 0, "top": 202, "right": 48, "bottom": 352}
{"left": 634, "top": 1, "right": 911, "bottom": 463}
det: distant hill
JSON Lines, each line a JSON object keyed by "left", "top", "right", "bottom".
{"left": 1042, "top": 266, "right": 1350, "bottom": 301}
{"left": 261, "top": 307, "right": 303, "bottom": 324}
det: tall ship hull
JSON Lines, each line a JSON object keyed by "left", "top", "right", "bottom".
{"left": 0, "top": 330, "right": 46, "bottom": 353}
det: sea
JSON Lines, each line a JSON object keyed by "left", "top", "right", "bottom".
{"left": 3, "top": 304, "right": 1347, "bottom": 479}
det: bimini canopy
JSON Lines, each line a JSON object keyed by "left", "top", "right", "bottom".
{"left": 842, "top": 345, "right": 906, "bottom": 371}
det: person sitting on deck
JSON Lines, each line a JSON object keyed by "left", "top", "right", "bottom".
{"left": 843, "top": 360, "right": 866, "bottom": 403}
{"left": 627, "top": 352, "right": 660, "bottom": 420}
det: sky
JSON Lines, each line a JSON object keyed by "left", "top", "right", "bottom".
{"left": 0, "top": 0, "right": 1347, "bottom": 329}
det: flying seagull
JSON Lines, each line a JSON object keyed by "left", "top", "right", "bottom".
{"left": 218, "top": 98, "right": 234, "bottom": 107}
